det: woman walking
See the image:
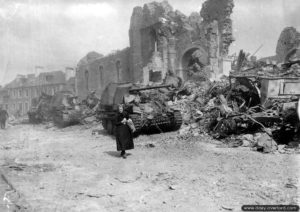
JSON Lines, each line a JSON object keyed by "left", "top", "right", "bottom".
{"left": 115, "top": 104, "right": 134, "bottom": 159}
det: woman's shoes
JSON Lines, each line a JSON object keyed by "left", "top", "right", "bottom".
{"left": 121, "top": 151, "right": 126, "bottom": 159}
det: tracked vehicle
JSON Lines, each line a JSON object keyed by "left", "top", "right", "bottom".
{"left": 28, "top": 91, "right": 82, "bottom": 127}
{"left": 99, "top": 82, "right": 182, "bottom": 135}
{"left": 50, "top": 91, "right": 82, "bottom": 128}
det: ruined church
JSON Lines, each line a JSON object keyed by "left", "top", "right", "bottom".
{"left": 76, "top": 0, "right": 234, "bottom": 99}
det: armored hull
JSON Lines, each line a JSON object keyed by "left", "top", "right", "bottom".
{"left": 99, "top": 82, "right": 183, "bottom": 135}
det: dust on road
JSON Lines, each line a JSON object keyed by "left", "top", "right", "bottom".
{"left": 0, "top": 124, "right": 299, "bottom": 212}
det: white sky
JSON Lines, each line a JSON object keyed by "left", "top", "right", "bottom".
{"left": 0, "top": 0, "right": 299, "bottom": 85}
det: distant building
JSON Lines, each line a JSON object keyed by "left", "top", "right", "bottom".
{"left": 0, "top": 69, "right": 75, "bottom": 116}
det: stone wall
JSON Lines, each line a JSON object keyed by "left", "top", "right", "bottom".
{"left": 276, "top": 27, "right": 300, "bottom": 62}
{"left": 76, "top": 0, "right": 235, "bottom": 98}
{"left": 76, "top": 48, "right": 131, "bottom": 100}
{"left": 129, "top": 0, "right": 234, "bottom": 83}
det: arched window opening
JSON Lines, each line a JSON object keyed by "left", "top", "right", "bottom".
{"left": 116, "top": 60, "right": 121, "bottom": 82}
{"left": 99, "top": 65, "right": 103, "bottom": 85}
{"left": 85, "top": 70, "right": 89, "bottom": 90}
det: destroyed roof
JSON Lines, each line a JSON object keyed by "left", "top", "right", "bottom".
{"left": 200, "top": 0, "right": 234, "bottom": 21}
{"left": 38, "top": 71, "right": 66, "bottom": 85}
{"left": 78, "top": 51, "right": 104, "bottom": 66}
{"left": 142, "top": 1, "right": 174, "bottom": 26}
{"left": 5, "top": 71, "right": 66, "bottom": 88}
{"left": 5, "top": 74, "right": 37, "bottom": 88}
{"left": 230, "top": 63, "right": 300, "bottom": 78}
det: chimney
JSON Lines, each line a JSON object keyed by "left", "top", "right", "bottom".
{"left": 65, "top": 67, "right": 75, "bottom": 81}
{"left": 35, "top": 66, "right": 44, "bottom": 77}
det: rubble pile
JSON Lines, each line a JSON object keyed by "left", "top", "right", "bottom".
{"left": 27, "top": 90, "right": 101, "bottom": 127}
{"left": 124, "top": 86, "right": 179, "bottom": 119}
{"left": 174, "top": 71, "right": 299, "bottom": 152}
{"left": 80, "top": 91, "right": 101, "bottom": 124}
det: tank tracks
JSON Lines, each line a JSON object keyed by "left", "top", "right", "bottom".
{"left": 102, "top": 111, "right": 183, "bottom": 136}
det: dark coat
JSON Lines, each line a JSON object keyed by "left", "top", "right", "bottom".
{"left": 115, "top": 111, "right": 134, "bottom": 151}
{"left": 0, "top": 109, "right": 8, "bottom": 122}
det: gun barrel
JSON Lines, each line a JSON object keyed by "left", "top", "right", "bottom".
{"left": 129, "top": 84, "right": 171, "bottom": 92}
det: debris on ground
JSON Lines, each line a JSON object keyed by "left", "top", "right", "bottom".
{"left": 25, "top": 62, "right": 299, "bottom": 154}
{"left": 172, "top": 47, "right": 300, "bottom": 153}
{"left": 24, "top": 43, "right": 299, "bottom": 154}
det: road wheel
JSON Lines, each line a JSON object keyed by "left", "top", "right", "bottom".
{"left": 173, "top": 111, "right": 183, "bottom": 130}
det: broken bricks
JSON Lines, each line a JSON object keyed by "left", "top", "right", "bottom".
{"left": 173, "top": 66, "right": 299, "bottom": 153}
{"left": 254, "top": 133, "right": 278, "bottom": 153}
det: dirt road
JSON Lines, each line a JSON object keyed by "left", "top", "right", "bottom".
{"left": 0, "top": 124, "right": 299, "bottom": 212}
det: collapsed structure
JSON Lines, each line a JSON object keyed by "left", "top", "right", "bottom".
{"left": 21, "top": 1, "right": 300, "bottom": 151}
{"left": 174, "top": 26, "right": 300, "bottom": 152}
{"left": 76, "top": 0, "right": 234, "bottom": 100}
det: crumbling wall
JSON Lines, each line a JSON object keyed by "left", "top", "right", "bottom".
{"left": 129, "top": 0, "right": 234, "bottom": 83}
{"left": 200, "top": 0, "right": 235, "bottom": 57}
{"left": 76, "top": 48, "right": 131, "bottom": 100}
{"left": 77, "top": 0, "right": 235, "bottom": 98}
{"left": 129, "top": 6, "right": 144, "bottom": 83}
{"left": 276, "top": 27, "right": 300, "bottom": 62}
{"left": 142, "top": 51, "right": 164, "bottom": 84}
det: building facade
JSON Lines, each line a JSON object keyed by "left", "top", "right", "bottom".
{"left": 76, "top": 0, "right": 235, "bottom": 100}
{"left": 0, "top": 70, "right": 75, "bottom": 116}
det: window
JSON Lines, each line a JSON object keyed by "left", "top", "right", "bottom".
{"left": 116, "top": 60, "right": 121, "bottom": 82}
{"left": 25, "top": 102, "right": 28, "bottom": 112}
{"left": 25, "top": 89, "right": 29, "bottom": 97}
{"left": 14, "top": 90, "right": 17, "bottom": 98}
{"left": 31, "top": 88, "right": 35, "bottom": 97}
{"left": 34, "top": 88, "right": 38, "bottom": 97}
{"left": 45, "top": 75, "right": 54, "bottom": 82}
{"left": 18, "top": 90, "right": 22, "bottom": 98}
{"left": 99, "top": 65, "right": 103, "bottom": 85}
{"left": 85, "top": 70, "right": 89, "bottom": 90}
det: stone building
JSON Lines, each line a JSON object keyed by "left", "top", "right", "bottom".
{"left": 76, "top": 0, "right": 234, "bottom": 99}
{"left": 0, "top": 70, "right": 75, "bottom": 116}
{"left": 260, "top": 27, "right": 300, "bottom": 64}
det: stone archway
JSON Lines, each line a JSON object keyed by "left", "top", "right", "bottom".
{"left": 180, "top": 47, "right": 209, "bottom": 81}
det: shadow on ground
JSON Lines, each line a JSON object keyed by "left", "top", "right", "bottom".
{"left": 104, "top": 151, "right": 121, "bottom": 158}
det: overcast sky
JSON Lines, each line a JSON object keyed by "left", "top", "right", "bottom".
{"left": 0, "top": 0, "right": 299, "bottom": 85}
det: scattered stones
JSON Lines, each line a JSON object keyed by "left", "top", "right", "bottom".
{"left": 145, "top": 143, "right": 155, "bottom": 148}
{"left": 254, "top": 133, "right": 278, "bottom": 153}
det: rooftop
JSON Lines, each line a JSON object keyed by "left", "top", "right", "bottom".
{"left": 5, "top": 71, "right": 66, "bottom": 89}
